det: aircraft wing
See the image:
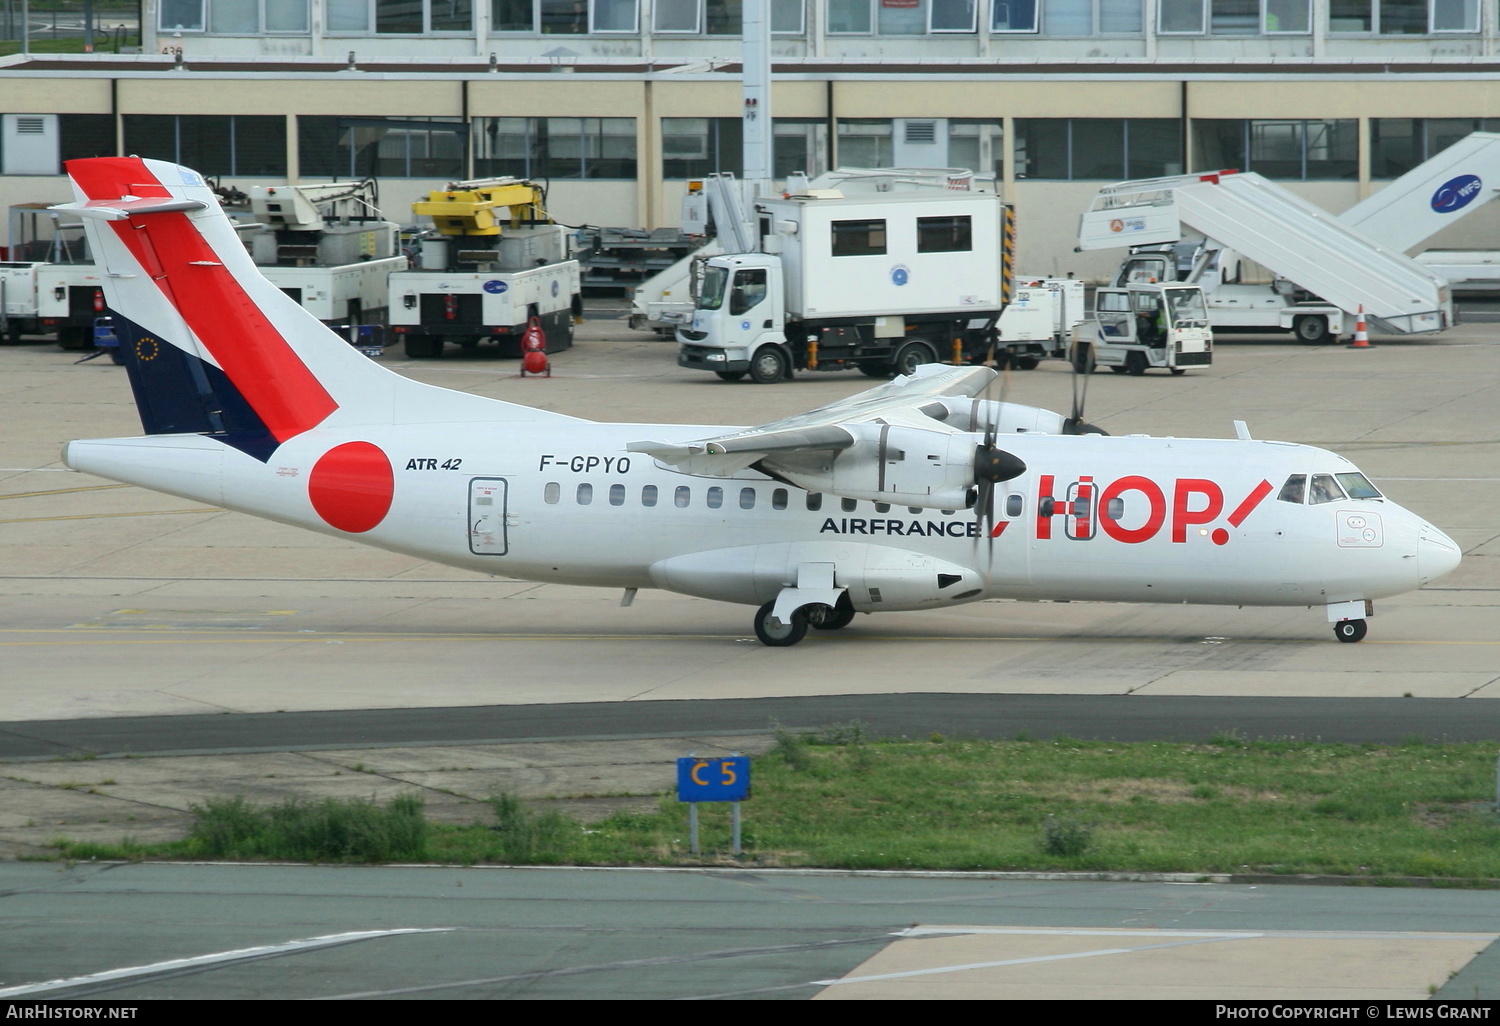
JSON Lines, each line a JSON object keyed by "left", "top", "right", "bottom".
{"left": 627, "top": 365, "right": 996, "bottom": 477}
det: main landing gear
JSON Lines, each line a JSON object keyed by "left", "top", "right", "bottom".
{"left": 1334, "top": 619, "right": 1368, "bottom": 643}
{"left": 753, "top": 594, "right": 857, "bottom": 647}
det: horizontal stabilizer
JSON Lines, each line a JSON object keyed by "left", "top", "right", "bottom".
{"left": 50, "top": 197, "right": 209, "bottom": 221}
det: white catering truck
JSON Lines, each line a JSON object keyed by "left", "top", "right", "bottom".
{"left": 678, "top": 187, "right": 1012, "bottom": 383}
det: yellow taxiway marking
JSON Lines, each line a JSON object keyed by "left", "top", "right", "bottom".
{"left": 0, "top": 508, "right": 222, "bottom": 524}
{"left": 0, "top": 484, "right": 130, "bottom": 501}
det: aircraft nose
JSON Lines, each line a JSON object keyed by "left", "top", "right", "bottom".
{"left": 1417, "top": 523, "right": 1462, "bottom": 585}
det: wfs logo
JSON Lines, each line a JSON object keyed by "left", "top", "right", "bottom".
{"left": 1431, "top": 174, "right": 1484, "bottom": 214}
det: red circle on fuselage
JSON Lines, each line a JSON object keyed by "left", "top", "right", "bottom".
{"left": 308, "top": 441, "right": 394, "bottom": 533}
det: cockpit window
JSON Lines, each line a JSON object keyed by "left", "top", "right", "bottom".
{"left": 1277, "top": 474, "right": 1306, "bottom": 504}
{"left": 1309, "top": 474, "right": 1346, "bottom": 505}
{"left": 1336, "top": 473, "right": 1381, "bottom": 499}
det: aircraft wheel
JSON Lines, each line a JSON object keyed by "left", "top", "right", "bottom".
{"left": 1293, "top": 314, "right": 1329, "bottom": 345}
{"left": 810, "top": 597, "right": 857, "bottom": 631}
{"left": 1126, "top": 351, "right": 1147, "bottom": 376}
{"left": 749, "top": 345, "right": 789, "bottom": 384}
{"left": 715, "top": 370, "right": 746, "bottom": 382}
{"left": 754, "top": 602, "right": 808, "bottom": 647}
{"left": 1334, "top": 618, "right": 1368, "bottom": 643}
{"left": 892, "top": 340, "right": 936, "bottom": 376}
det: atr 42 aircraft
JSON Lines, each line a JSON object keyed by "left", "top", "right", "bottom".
{"left": 57, "top": 158, "right": 1462, "bottom": 647}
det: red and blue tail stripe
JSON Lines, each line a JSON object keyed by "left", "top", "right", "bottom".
{"left": 67, "top": 158, "right": 338, "bottom": 460}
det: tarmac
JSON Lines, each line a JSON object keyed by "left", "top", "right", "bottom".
{"left": 1, "top": 306, "right": 1498, "bottom": 999}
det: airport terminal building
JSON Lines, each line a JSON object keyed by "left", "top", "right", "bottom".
{"left": 4, "top": 0, "right": 1500, "bottom": 277}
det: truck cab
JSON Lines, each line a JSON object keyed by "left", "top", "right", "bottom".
{"left": 677, "top": 253, "right": 788, "bottom": 382}
{"left": 1090, "top": 282, "right": 1213, "bottom": 375}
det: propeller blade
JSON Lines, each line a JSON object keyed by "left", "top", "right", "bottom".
{"left": 1063, "top": 331, "right": 1109, "bottom": 436}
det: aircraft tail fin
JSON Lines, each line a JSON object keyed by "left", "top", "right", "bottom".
{"left": 59, "top": 157, "right": 569, "bottom": 464}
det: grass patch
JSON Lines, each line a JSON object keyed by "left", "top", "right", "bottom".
{"left": 58, "top": 794, "right": 431, "bottom": 863}
{"left": 48, "top": 739, "right": 1500, "bottom": 883}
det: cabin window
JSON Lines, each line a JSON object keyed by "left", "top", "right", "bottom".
{"left": 544, "top": 482, "right": 560, "bottom": 504}
{"left": 1336, "top": 472, "right": 1382, "bottom": 499}
{"left": 1006, "top": 493, "right": 1024, "bottom": 518}
{"left": 1104, "top": 497, "right": 1125, "bottom": 520}
{"left": 842, "top": 497, "right": 858, "bottom": 512}
{"left": 806, "top": 492, "right": 823, "bottom": 511}
{"left": 1309, "top": 473, "right": 1346, "bottom": 505}
{"left": 908, "top": 506, "right": 923, "bottom": 514}
{"left": 675, "top": 486, "right": 691, "bottom": 508}
{"left": 576, "top": 483, "right": 593, "bottom": 505}
{"left": 875, "top": 502, "right": 891, "bottom": 513}
{"left": 706, "top": 486, "right": 724, "bottom": 509}
{"left": 916, "top": 215, "right": 972, "bottom": 253}
{"left": 1277, "top": 474, "right": 1306, "bottom": 504}
{"left": 609, "top": 483, "right": 626, "bottom": 506}
{"left": 831, "top": 218, "right": 887, "bottom": 257}
{"left": 773, "top": 488, "right": 789, "bottom": 510}
{"left": 642, "top": 484, "right": 658, "bottom": 507}
{"left": 740, "top": 487, "right": 757, "bottom": 509}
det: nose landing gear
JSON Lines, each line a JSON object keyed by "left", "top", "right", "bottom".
{"left": 1334, "top": 618, "right": 1368, "bottom": 643}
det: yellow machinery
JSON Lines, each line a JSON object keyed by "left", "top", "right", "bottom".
{"left": 411, "top": 177, "right": 551, "bottom": 238}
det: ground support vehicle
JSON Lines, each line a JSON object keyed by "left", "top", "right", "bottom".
{"left": 239, "top": 181, "right": 403, "bottom": 330}
{"left": 2, "top": 203, "right": 102, "bottom": 348}
{"left": 576, "top": 227, "right": 698, "bottom": 292}
{"left": 388, "top": 177, "right": 582, "bottom": 359}
{"left": 677, "top": 188, "right": 1008, "bottom": 383}
{"left": 1085, "top": 282, "right": 1213, "bottom": 375}
{"left": 1078, "top": 171, "right": 1453, "bottom": 342}
{"left": 993, "top": 276, "right": 1087, "bottom": 368}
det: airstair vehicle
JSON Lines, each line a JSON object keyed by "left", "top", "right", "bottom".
{"left": 1078, "top": 171, "right": 1454, "bottom": 338}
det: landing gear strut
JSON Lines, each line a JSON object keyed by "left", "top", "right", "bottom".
{"left": 1334, "top": 619, "right": 1368, "bottom": 643}
{"left": 811, "top": 595, "right": 857, "bottom": 631}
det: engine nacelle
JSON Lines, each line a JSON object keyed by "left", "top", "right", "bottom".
{"left": 771, "top": 423, "right": 979, "bottom": 511}
{"left": 649, "top": 541, "right": 985, "bottom": 611}
{"left": 926, "top": 396, "right": 1067, "bottom": 435}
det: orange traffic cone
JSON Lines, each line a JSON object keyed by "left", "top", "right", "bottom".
{"left": 1347, "top": 306, "right": 1373, "bottom": 349}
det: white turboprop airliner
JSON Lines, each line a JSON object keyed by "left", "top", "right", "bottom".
{"left": 56, "top": 158, "right": 1461, "bottom": 646}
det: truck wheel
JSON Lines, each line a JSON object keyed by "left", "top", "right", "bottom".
{"left": 749, "top": 346, "right": 789, "bottom": 384}
{"left": 715, "top": 370, "right": 746, "bottom": 382}
{"left": 1293, "top": 315, "right": 1329, "bottom": 344}
{"left": 1015, "top": 356, "right": 1040, "bottom": 371}
{"left": 1126, "top": 351, "right": 1147, "bottom": 376}
{"left": 404, "top": 336, "right": 444, "bottom": 359}
{"left": 1109, "top": 365, "right": 1128, "bottom": 374}
{"left": 57, "top": 327, "right": 90, "bottom": 351}
{"left": 892, "top": 341, "right": 935, "bottom": 376}
{"left": 858, "top": 362, "right": 891, "bottom": 378}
